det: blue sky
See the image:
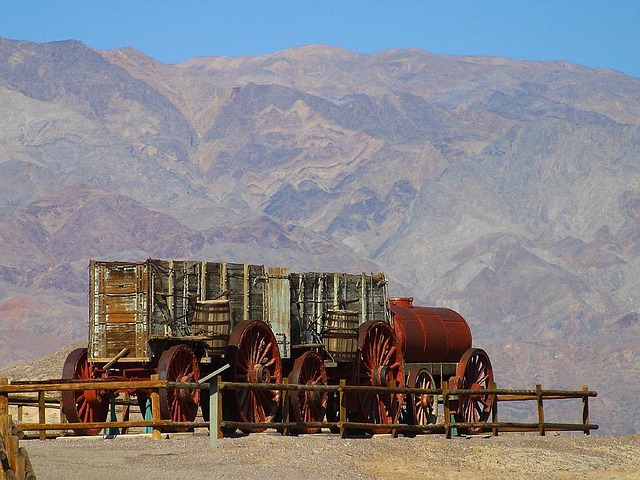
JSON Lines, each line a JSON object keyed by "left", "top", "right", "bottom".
{"left": 2, "top": 1, "right": 639, "bottom": 77}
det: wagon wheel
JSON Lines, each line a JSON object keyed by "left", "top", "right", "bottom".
{"left": 356, "top": 321, "right": 404, "bottom": 434}
{"left": 453, "top": 348, "right": 495, "bottom": 434}
{"left": 288, "top": 351, "right": 328, "bottom": 434}
{"left": 157, "top": 344, "right": 201, "bottom": 431}
{"left": 225, "top": 320, "right": 282, "bottom": 433}
{"left": 406, "top": 367, "right": 437, "bottom": 427}
{"left": 61, "top": 348, "right": 110, "bottom": 436}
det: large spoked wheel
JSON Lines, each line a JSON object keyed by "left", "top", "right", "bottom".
{"left": 452, "top": 348, "right": 495, "bottom": 434}
{"left": 356, "top": 321, "right": 404, "bottom": 434}
{"left": 61, "top": 348, "right": 110, "bottom": 436}
{"left": 225, "top": 320, "right": 283, "bottom": 433}
{"left": 288, "top": 351, "right": 328, "bottom": 434}
{"left": 157, "top": 344, "right": 201, "bottom": 431}
{"left": 407, "top": 367, "right": 437, "bottom": 428}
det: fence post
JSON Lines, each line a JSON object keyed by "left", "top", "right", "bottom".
{"left": 1, "top": 413, "right": 21, "bottom": 476}
{"left": 150, "top": 374, "right": 162, "bottom": 440}
{"left": 0, "top": 379, "right": 14, "bottom": 474}
{"left": 339, "top": 379, "right": 347, "bottom": 439}
{"left": 0, "top": 379, "right": 7, "bottom": 416}
{"left": 38, "top": 391, "right": 46, "bottom": 440}
{"left": 582, "top": 385, "right": 590, "bottom": 435}
{"left": 121, "top": 393, "right": 131, "bottom": 435}
{"left": 281, "top": 378, "right": 290, "bottom": 436}
{"left": 199, "top": 363, "right": 230, "bottom": 448}
{"left": 491, "top": 381, "right": 499, "bottom": 437}
{"left": 216, "top": 377, "right": 224, "bottom": 441}
{"left": 59, "top": 395, "right": 67, "bottom": 435}
{"left": 389, "top": 379, "right": 398, "bottom": 438}
{"left": 536, "top": 384, "right": 545, "bottom": 436}
{"left": 443, "top": 381, "right": 451, "bottom": 439}
{"left": 209, "top": 375, "right": 220, "bottom": 447}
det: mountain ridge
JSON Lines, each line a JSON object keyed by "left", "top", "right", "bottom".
{"left": 0, "top": 37, "right": 639, "bottom": 433}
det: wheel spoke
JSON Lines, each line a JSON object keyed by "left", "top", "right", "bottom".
{"left": 257, "top": 340, "right": 273, "bottom": 364}
{"left": 382, "top": 344, "right": 396, "bottom": 366}
{"left": 157, "top": 345, "right": 200, "bottom": 429}
{"left": 476, "top": 370, "right": 489, "bottom": 386}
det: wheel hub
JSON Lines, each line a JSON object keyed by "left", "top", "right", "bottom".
{"left": 176, "top": 375, "right": 195, "bottom": 401}
{"left": 250, "top": 364, "right": 271, "bottom": 383}
{"left": 372, "top": 366, "right": 391, "bottom": 387}
{"left": 305, "top": 381, "right": 324, "bottom": 406}
{"left": 469, "top": 382, "right": 483, "bottom": 400}
{"left": 419, "top": 394, "right": 433, "bottom": 409}
{"left": 83, "top": 389, "right": 103, "bottom": 406}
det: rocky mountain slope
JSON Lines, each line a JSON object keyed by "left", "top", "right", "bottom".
{"left": 0, "top": 37, "right": 638, "bottom": 434}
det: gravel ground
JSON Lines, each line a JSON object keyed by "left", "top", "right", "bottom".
{"left": 23, "top": 431, "right": 640, "bottom": 480}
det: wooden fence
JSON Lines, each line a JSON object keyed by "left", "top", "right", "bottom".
{"left": 0, "top": 375, "right": 598, "bottom": 448}
{"left": 1, "top": 378, "right": 36, "bottom": 479}
{"left": 209, "top": 379, "right": 598, "bottom": 444}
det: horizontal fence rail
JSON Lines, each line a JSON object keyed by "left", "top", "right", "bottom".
{"left": 0, "top": 376, "right": 598, "bottom": 446}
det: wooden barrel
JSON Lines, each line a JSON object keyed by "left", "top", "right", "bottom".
{"left": 192, "top": 299, "right": 231, "bottom": 355}
{"left": 322, "top": 309, "right": 359, "bottom": 362}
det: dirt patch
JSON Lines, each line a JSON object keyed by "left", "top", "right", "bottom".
{"left": 24, "top": 432, "right": 640, "bottom": 480}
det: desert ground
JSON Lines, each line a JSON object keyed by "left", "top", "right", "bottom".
{"left": 22, "top": 430, "right": 640, "bottom": 480}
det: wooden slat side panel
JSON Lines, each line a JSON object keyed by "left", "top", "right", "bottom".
{"left": 224, "top": 263, "right": 266, "bottom": 328}
{"left": 266, "top": 266, "right": 290, "bottom": 358}
{"left": 102, "top": 324, "right": 140, "bottom": 358}
{"left": 89, "top": 261, "right": 149, "bottom": 362}
{"left": 248, "top": 264, "right": 266, "bottom": 321}
{"left": 289, "top": 270, "right": 390, "bottom": 352}
{"left": 203, "top": 262, "right": 224, "bottom": 301}
{"left": 146, "top": 260, "right": 267, "bottom": 343}
{"left": 172, "top": 260, "right": 200, "bottom": 336}
{"left": 302, "top": 273, "right": 326, "bottom": 344}
{"left": 369, "top": 273, "right": 389, "bottom": 322}
{"left": 225, "top": 262, "right": 247, "bottom": 326}
{"left": 148, "top": 259, "right": 172, "bottom": 337}
{"left": 98, "top": 295, "right": 144, "bottom": 323}
{"left": 289, "top": 273, "right": 304, "bottom": 345}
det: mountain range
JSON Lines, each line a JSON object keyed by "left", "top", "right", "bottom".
{"left": 0, "top": 37, "right": 639, "bottom": 434}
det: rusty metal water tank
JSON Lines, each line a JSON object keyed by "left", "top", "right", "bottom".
{"left": 389, "top": 297, "right": 472, "bottom": 363}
